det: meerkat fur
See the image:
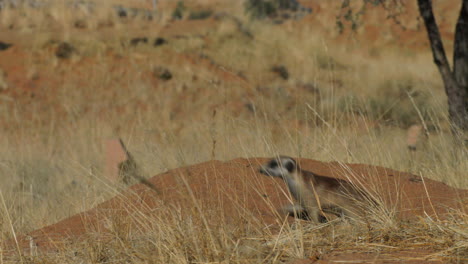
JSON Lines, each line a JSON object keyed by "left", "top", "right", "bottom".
{"left": 260, "top": 156, "right": 371, "bottom": 223}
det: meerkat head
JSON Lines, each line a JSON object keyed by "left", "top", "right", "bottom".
{"left": 259, "top": 156, "right": 299, "bottom": 178}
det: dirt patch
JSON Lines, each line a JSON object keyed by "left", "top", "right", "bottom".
{"left": 4, "top": 157, "right": 467, "bottom": 260}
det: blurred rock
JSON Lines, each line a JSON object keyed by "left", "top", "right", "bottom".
{"left": 114, "top": 5, "right": 154, "bottom": 20}
{"left": 0, "top": 41, "right": 12, "bottom": 51}
{"left": 154, "top": 67, "right": 172, "bottom": 81}
{"left": 245, "top": 102, "right": 256, "bottom": 113}
{"left": 153, "top": 37, "right": 167, "bottom": 47}
{"left": 55, "top": 42, "right": 75, "bottom": 59}
{"left": 271, "top": 65, "right": 289, "bottom": 80}
{"left": 130, "top": 37, "right": 148, "bottom": 46}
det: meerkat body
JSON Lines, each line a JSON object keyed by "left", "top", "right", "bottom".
{"left": 260, "top": 156, "right": 370, "bottom": 223}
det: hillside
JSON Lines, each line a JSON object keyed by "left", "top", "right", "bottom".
{"left": 0, "top": 0, "right": 466, "bottom": 263}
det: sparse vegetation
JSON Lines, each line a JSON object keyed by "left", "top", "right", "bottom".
{"left": 55, "top": 42, "right": 75, "bottom": 59}
{"left": 153, "top": 37, "right": 167, "bottom": 46}
{"left": 244, "top": 0, "right": 309, "bottom": 20}
{"left": 154, "top": 66, "right": 172, "bottom": 80}
{"left": 188, "top": 9, "right": 213, "bottom": 20}
{"left": 172, "top": 1, "right": 185, "bottom": 20}
{"left": 244, "top": 0, "right": 277, "bottom": 19}
{"left": 0, "top": 0, "right": 466, "bottom": 263}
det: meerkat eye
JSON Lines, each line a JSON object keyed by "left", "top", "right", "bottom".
{"left": 269, "top": 160, "right": 278, "bottom": 169}
{"left": 284, "top": 159, "right": 295, "bottom": 172}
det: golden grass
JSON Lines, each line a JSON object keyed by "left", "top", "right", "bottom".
{"left": 0, "top": 0, "right": 467, "bottom": 262}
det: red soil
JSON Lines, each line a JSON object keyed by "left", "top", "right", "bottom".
{"left": 0, "top": 0, "right": 462, "bottom": 130}
{"left": 4, "top": 157, "right": 467, "bottom": 262}
{"left": 1, "top": 1, "right": 466, "bottom": 262}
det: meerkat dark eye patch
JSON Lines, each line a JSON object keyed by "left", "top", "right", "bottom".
{"left": 284, "top": 160, "right": 295, "bottom": 172}
{"left": 269, "top": 160, "right": 278, "bottom": 168}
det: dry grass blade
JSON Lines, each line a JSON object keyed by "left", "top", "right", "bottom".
{"left": 0, "top": 0, "right": 466, "bottom": 263}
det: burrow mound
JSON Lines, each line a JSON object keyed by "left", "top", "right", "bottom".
{"left": 5, "top": 158, "right": 468, "bottom": 255}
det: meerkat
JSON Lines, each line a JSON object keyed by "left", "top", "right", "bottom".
{"left": 260, "top": 156, "right": 372, "bottom": 223}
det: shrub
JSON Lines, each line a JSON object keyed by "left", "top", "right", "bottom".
{"left": 339, "top": 78, "right": 433, "bottom": 127}
{"left": 244, "top": 0, "right": 302, "bottom": 19}
{"left": 172, "top": 1, "right": 185, "bottom": 20}
{"left": 244, "top": 0, "right": 277, "bottom": 19}
{"left": 188, "top": 9, "right": 213, "bottom": 20}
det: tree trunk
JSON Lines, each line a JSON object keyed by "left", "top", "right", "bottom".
{"left": 452, "top": 0, "right": 468, "bottom": 130}
{"left": 418, "top": 0, "right": 468, "bottom": 131}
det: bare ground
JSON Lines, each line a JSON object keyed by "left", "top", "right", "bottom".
{"left": 5, "top": 157, "right": 467, "bottom": 262}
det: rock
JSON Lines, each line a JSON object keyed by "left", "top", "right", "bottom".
{"left": 153, "top": 37, "right": 167, "bottom": 46}
{"left": 55, "top": 42, "right": 75, "bottom": 59}
{"left": 153, "top": 67, "right": 172, "bottom": 81}
{"left": 0, "top": 41, "right": 12, "bottom": 51}
{"left": 113, "top": 5, "right": 154, "bottom": 20}
{"left": 271, "top": 65, "right": 289, "bottom": 80}
{"left": 245, "top": 102, "right": 256, "bottom": 113}
{"left": 130, "top": 37, "right": 148, "bottom": 46}
{"left": 114, "top": 5, "right": 131, "bottom": 18}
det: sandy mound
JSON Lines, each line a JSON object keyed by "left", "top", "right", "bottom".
{"left": 5, "top": 158, "right": 468, "bottom": 258}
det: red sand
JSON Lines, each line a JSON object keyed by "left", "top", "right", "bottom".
{"left": 5, "top": 158, "right": 467, "bottom": 262}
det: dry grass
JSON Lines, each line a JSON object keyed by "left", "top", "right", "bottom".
{"left": 0, "top": 0, "right": 467, "bottom": 262}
